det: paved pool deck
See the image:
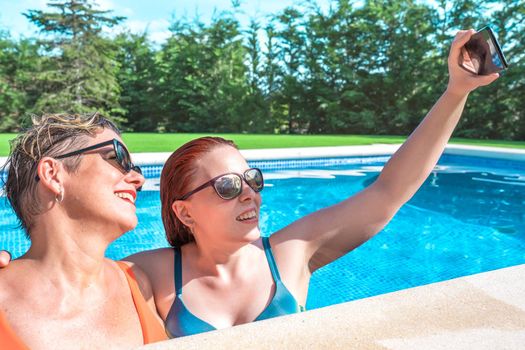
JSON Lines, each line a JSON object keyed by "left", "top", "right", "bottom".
{"left": 139, "top": 264, "right": 525, "bottom": 350}
{"left": 129, "top": 143, "right": 525, "bottom": 165}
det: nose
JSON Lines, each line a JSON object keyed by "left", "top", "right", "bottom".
{"left": 238, "top": 179, "right": 257, "bottom": 202}
{"left": 126, "top": 168, "right": 145, "bottom": 191}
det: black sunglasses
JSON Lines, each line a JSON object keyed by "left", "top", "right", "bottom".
{"left": 56, "top": 138, "right": 142, "bottom": 175}
{"left": 40, "top": 139, "right": 143, "bottom": 191}
{"left": 177, "top": 168, "right": 264, "bottom": 201}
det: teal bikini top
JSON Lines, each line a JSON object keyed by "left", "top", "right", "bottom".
{"left": 165, "top": 237, "right": 304, "bottom": 338}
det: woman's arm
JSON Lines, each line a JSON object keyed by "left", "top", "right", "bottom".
{"left": 124, "top": 248, "right": 175, "bottom": 321}
{"left": 272, "top": 29, "right": 499, "bottom": 274}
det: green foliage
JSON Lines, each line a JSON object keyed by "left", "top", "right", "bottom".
{"left": 23, "top": 0, "right": 125, "bottom": 122}
{"left": 0, "top": 32, "right": 41, "bottom": 130}
{"left": 0, "top": 0, "right": 524, "bottom": 140}
{"left": 115, "top": 32, "right": 162, "bottom": 131}
{"left": 159, "top": 15, "right": 255, "bottom": 133}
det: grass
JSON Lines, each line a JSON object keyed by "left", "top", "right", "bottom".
{"left": 121, "top": 133, "right": 409, "bottom": 151}
{"left": 0, "top": 133, "right": 524, "bottom": 156}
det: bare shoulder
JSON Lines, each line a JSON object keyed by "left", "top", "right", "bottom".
{"left": 0, "top": 260, "right": 31, "bottom": 305}
{"left": 122, "top": 248, "right": 174, "bottom": 293}
{"left": 269, "top": 226, "right": 308, "bottom": 262}
{"left": 0, "top": 267, "right": 22, "bottom": 335}
{"left": 269, "top": 223, "right": 308, "bottom": 258}
{"left": 122, "top": 248, "right": 176, "bottom": 320}
{"left": 115, "top": 260, "right": 154, "bottom": 300}
{"left": 0, "top": 270, "right": 9, "bottom": 303}
{"left": 124, "top": 247, "right": 173, "bottom": 269}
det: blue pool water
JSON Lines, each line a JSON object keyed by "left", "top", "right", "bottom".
{"left": 1, "top": 154, "right": 524, "bottom": 309}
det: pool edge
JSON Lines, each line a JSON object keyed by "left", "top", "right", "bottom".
{"left": 138, "top": 263, "right": 525, "bottom": 349}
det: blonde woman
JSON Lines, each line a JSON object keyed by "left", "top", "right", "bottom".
{"left": 0, "top": 114, "right": 167, "bottom": 349}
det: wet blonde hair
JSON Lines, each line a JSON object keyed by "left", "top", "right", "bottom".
{"left": 2, "top": 113, "right": 120, "bottom": 237}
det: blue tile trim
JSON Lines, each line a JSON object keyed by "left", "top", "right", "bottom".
{"left": 1, "top": 154, "right": 524, "bottom": 181}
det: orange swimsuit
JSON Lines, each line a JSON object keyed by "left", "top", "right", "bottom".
{"left": 116, "top": 261, "right": 168, "bottom": 343}
{"left": 0, "top": 261, "right": 167, "bottom": 349}
{"left": 0, "top": 309, "right": 28, "bottom": 350}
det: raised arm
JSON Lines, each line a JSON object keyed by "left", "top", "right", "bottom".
{"left": 272, "top": 29, "right": 499, "bottom": 274}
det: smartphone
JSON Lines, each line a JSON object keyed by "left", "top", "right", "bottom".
{"left": 460, "top": 26, "right": 508, "bottom": 75}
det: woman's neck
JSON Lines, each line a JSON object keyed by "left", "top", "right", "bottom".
{"left": 189, "top": 236, "right": 263, "bottom": 278}
{"left": 23, "top": 217, "right": 114, "bottom": 289}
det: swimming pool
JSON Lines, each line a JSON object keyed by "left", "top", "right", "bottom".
{"left": 1, "top": 153, "right": 524, "bottom": 310}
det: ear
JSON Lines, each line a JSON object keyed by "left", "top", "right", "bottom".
{"left": 36, "top": 156, "right": 64, "bottom": 197}
{"left": 171, "top": 201, "right": 194, "bottom": 228}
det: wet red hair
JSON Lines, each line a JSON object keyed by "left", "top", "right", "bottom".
{"left": 160, "top": 136, "right": 238, "bottom": 247}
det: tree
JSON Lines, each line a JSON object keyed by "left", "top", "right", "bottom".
{"left": 0, "top": 32, "right": 41, "bottom": 131}
{"left": 159, "top": 15, "right": 251, "bottom": 132}
{"left": 273, "top": 7, "right": 307, "bottom": 133}
{"left": 0, "top": 0, "right": 522, "bottom": 138}
{"left": 115, "top": 32, "right": 161, "bottom": 131}
{"left": 262, "top": 23, "right": 286, "bottom": 132}
{"left": 24, "top": 0, "right": 125, "bottom": 121}
{"left": 241, "top": 19, "right": 274, "bottom": 133}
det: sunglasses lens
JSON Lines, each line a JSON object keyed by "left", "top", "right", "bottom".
{"left": 245, "top": 168, "right": 264, "bottom": 192}
{"left": 115, "top": 141, "right": 132, "bottom": 172}
{"left": 214, "top": 174, "right": 242, "bottom": 199}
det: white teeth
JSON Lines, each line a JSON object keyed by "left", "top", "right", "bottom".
{"left": 115, "top": 192, "right": 135, "bottom": 203}
{"left": 236, "top": 210, "right": 257, "bottom": 221}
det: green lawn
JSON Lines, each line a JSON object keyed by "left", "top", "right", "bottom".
{"left": 1, "top": 133, "right": 524, "bottom": 155}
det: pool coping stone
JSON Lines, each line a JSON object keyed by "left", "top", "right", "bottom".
{"left": 138, "top": 263, "right": 525, "bottom": 350}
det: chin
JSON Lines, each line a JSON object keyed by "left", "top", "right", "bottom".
{"left": 117, "top": 216, "right": 138, "bottom": 233}
{"left": 241, "top": 226, "right": 261, "bottom": 242}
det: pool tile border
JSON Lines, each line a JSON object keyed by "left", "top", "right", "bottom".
{"left": 131, "top": 144, "right": 525, "bottom": 179}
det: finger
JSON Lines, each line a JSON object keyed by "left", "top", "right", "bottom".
{"left": 0, "top": 250, "right": 12, "bottom": 267}
{"left": 459, "top": 47, "right": 477, "bottom": 74}
{"left": 478, "top": 72, "right": 500, "bottom": 86}
{"left": 461, "top": 47, "right": 470, "bottom": 62}
{"left": 450, "top": 29, "right": 476, "bottom": 58}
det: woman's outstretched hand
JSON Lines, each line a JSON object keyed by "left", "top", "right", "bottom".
{"left": 0, "top": 250, "right": 12, "bottom": 267}
{"left": 447, "top": 29, "right": 499, "bottom": 96}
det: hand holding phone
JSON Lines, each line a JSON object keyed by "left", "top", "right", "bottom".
{"left": 460, "top": 26, "right": 508, "bottom": 75}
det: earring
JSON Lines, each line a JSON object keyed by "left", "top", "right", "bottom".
{"left": 55, "top": 188, "right": 64, "bottom": 203}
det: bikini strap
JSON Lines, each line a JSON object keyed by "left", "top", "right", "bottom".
{"left": 262, "top": 236, "right": 282, "bottom": 283}
{"left": 173, "top": 246, "right": 183, "bottom": 297}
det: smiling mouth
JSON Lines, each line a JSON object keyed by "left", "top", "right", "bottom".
{"left": 115, "top": 192, "right": 135, "bottom": 204}
{"left": 236, "top": 210, "right": 257, "bottom": 222}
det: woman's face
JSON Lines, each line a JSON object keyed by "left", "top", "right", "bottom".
{"left": 61, "top": 128, "right": 144, "bottom": 235}
{"left": 184, "top": 146, "right": 262, "bottom": 244}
